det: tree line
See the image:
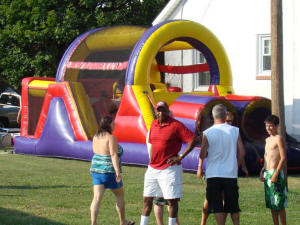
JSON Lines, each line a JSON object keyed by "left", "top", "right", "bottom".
{"left": 0, "top": 0, "right": 168, "bottom": 91}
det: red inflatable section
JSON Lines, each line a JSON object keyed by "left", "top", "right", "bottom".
{"left": 158, "top": 63, "right": 209, "bottom": 74}
{"left": 170, "top": 101, "right": 204, "bottom": 120}
{"left": 66, "top": 61, "right": 128, "bottom": 71}
{"left": 34, "top": 82, "right": 87, "bottom": 141}
{"left": 20, "top": 77, "right": 55, "bottom": 137}
{"left": 225, "top": 94, "right": 264, "bottom": 101}
{"left": 208, "top": 85, "right": 219, "bottom": 96}
{"left": 168, "top": 86, "right": 182, "bottom": 92}
{"left": 114, "top": 85, "right": 147, "bottom": 143}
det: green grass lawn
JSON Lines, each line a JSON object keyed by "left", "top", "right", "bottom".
{"left": 0, "top": 152, "right": 300, "bottom": 225}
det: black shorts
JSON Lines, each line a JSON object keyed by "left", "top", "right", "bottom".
{"left": 206, "top": 177, "right": 240, "bottom": 214}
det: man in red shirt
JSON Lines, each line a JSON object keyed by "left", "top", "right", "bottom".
{"left": 140, "top": 101, "right": 200, "bottom": 225}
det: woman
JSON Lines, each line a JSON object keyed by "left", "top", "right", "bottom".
{"left": 90, "top": 116, "right": 134, "bottom": 225}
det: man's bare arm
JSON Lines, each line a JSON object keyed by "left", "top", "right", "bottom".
{"left": 197, "top": 157, "right": 204, "bottom": 179}
{"left": 199, "top": 135, "right": 209, "bottom": 159}
{"left": 146, "top": 131, "right": 152, "bottom": 161}
{"left": 180, "top": 136, "right": 201, "bottom": 159}
{"left": 237, "top": 134, "right": 248, "bottom": 177}
{"left": 167, "top": 136, "right": 201, "bottom": 164}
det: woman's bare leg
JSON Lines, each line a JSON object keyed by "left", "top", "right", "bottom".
{"left": 111, "top": 186, "right": 129, "bottom": 225}
{"left": 90, "top": 185, "right": 105, "bottom": 225}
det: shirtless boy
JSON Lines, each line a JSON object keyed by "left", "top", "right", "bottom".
{"left": 260, "top": 115, "right": 287, "bottom": 225}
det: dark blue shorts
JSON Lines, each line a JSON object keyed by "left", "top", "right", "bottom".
{"left": 91, "top": 172, "right": 123, "bottom": 189}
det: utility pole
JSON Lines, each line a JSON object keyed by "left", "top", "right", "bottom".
{"left": 271, "top": 0, "right": 285, "bottom": 138}
{"left": 271, "top": 0, "right": 287, "bottom": 189}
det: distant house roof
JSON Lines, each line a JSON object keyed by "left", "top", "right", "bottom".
{"left": 152, "top": 0, "right": 186, "bottom": 25}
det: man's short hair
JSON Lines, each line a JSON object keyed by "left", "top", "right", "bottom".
{"left": 212, "top": 104, "right": 227, "bottom": 119}
{"left": 264, "top": 114, "right": 279, "bottom": 126}
{"left": 226, "top": 111, "right": 234, "bottom": 117}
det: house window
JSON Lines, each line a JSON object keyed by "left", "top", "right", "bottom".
{"left": 193, "top": 51, "right": 210, "bottom": 91}
{"left": 257, "top": 34, "right": 271, "bottom": 79}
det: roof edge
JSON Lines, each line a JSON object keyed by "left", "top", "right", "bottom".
{"left": 152, "top": 0, "right": 186, "bottom": 25}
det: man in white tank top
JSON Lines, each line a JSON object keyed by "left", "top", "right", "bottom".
{"left": 199, "top": 104, "right": 248, "bottom": 225}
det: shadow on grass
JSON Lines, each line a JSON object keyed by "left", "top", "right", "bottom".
{"left": 0, "top": 194, "right": 25, "bottom": 197}
{"left": 0, "top": 185, "right": 87, "bottom": 190}
{"left": 0, "top": 207, "right": 66, "bottom": 225}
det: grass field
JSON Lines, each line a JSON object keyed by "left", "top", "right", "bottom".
{"left": 0, "top": 151, "right": 300, "bottom": 225}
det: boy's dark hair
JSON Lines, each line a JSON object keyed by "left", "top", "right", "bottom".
{"left": 264, "top": 114, "right": 280, "bottom": 126}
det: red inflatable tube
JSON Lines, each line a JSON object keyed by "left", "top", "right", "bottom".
{"left": 170, "top": 101, "right": 204, "bottom": 120}
{"left": 225, "top": 94, "right": 264, "bottom": 101}
{"left": 158, "top": 63, "right": 209, "bottom": 74}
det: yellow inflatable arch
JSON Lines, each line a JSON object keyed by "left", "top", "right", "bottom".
{"left": 125, "top": 20, "right": 233, "bottom": 129}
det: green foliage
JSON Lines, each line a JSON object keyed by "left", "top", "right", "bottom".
{"left": 0, "top": 0, "right": 169, "bottom": 90}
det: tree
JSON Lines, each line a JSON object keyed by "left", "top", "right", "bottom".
{"left": 0, "top": 0, "right": 169, "bottom": 90}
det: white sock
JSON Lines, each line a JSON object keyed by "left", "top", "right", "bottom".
{"left": 168, "top": 217, "right": 176, "bottom": 225}
{"left": 140, "top": 215, "right": 149, "bottom": 225}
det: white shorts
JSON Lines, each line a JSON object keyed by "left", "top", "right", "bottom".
{"left": 143, "top": 164, "right": 182, "bottom": 199}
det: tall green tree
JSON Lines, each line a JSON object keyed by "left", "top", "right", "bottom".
{"left": 0, "top": 0, "right": 168, "bottom": 90}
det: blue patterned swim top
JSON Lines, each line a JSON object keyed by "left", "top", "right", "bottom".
{"left": 90, "top": 144, "right": 123, "bottom": 174}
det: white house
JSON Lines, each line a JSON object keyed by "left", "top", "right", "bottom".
{"left": 153, "top": 0, "right": 300, "bottom": 140}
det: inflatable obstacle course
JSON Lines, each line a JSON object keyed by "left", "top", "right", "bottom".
{"left": 16, "top": 20, "right": 299, "bottom": 173}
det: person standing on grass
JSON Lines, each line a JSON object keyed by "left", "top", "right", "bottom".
{"left": 197, "top": 111, "right": 239, "bottom": 225}
{"left": 260, "top": 115, "right": 287, "bottom": 225}
{"left": 146, "top": 127, "right": 180, "bottom": 225}
{"left": 199, "top": 104, "right": 248, "bottom": 225}
{"left": 90, "top": 116, "right": 135, "bottom": 225}
{"left": 152, "top": 197, "right": 180, "bottom": 225}
{"left": 140, "top": 101, "right": 200, "bottom": 225}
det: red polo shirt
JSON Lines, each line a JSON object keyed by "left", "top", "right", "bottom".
{"left": 149, "top": 117, "right": 195, "bottom": 169}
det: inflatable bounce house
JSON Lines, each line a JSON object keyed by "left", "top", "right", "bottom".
{"left": 14, "top": 20, "right": 300, "bottom": 173}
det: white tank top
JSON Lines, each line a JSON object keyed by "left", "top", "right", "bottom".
{"left": 204, "top": 123, "right": 239, "bottom": 178}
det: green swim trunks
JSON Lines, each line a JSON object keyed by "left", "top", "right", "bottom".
{"left": 153, "top": 197, "right": 180, "bottom": 206}
{"left": 153, "top": 197, "right": 168, "bottom": 206}
{"left": 263, "top": 169, "right": 287, "bottom": 210}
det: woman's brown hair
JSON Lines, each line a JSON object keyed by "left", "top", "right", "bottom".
{"left": 96, "top": 116, "right": 113, "bottom": 136}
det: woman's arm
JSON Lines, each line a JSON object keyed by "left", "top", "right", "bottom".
{"left": 109, "top": 135, "right": 122, "bottom": 182}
